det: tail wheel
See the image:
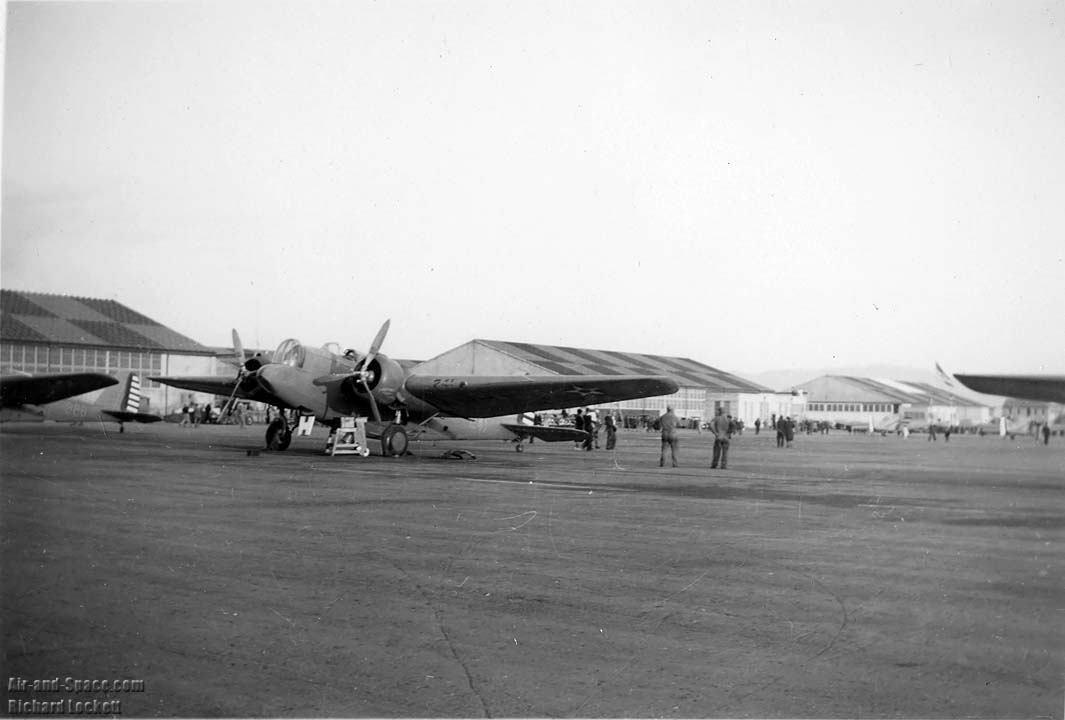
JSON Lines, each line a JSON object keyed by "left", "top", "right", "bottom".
{"left": 266, "top": 418, "right": 292, "bottom": 451}
{"left": 381, "top": 425, "right": 408, "bottom": 457}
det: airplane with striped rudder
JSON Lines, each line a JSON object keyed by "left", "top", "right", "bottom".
{"left": 1, "top": 372, "right": 162, "bottom": 429}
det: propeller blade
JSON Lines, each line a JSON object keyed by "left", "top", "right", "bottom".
{"left": 220, "top": 381, "right": 242, "bottom": 419}
{"left": 352, "top": 319, "right": 389, "bottom": 422}
{"left": 220, "top": 328, "right": 247, "bottom": 418}
{"left": 232, "top": 329, "right": 245, "bottom": 368}
{"left": 360, "top": 319, "right": 391, "bottom": 372}
{"left": 363, "top": 375, "right": 382, "bottom": 422}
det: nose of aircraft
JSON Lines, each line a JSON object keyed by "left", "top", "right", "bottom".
{"left": 255, "top": 364, "right": 312, "bottom": 410}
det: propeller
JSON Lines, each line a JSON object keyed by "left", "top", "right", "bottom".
{"left": 219, "top": 329, "right": 247, "bottom": 419}
{"left": 353, "top": 319, "right": 390, "bottom": 423}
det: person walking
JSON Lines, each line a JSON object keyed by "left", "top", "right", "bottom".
{"left": 709, "top": 407, "right": 731, "bottom": 469}
{"left": 582, "top": 408, "right": 594, "bottom": 451}
{"left": 659, "top": 405, "right": 679, "bottom": 467}
{"left": 754, "top": 418, "right": 761, "bottom": 435}
{"left": 775, "top": 415, "right": 786, "bottom": 448}
{"left": 573, "top": 409, "right": 584, "bottom": 450}
{"left": 604, "top": 415, "right": 617, "bottom": 450}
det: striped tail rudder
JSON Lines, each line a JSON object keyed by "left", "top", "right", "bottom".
{"left": 124, "top": 373, "right": 143, "bottom": 413}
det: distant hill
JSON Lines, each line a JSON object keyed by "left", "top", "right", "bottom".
{"left": 741, "top": 365, "right": 938, "bottom": 392}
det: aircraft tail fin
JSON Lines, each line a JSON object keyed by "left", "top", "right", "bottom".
{"left": 122, "top": 373, "right": 144, "bottom": 413}
{"left": 96, "top": 373, "right": 162, "bottom": 423}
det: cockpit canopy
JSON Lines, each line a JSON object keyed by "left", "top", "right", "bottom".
{"left": 273, "top": 339, "right": 306, "bottom": 368}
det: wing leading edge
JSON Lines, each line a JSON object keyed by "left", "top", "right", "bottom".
{"left": 148, "top": 376, "right": 252, "bottom": 399}
{"left": 403, "top": 374, "right": 679, "bottom": 418}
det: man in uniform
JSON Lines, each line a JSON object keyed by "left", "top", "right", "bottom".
{"left": 659, "top": 405, "right": 679, "bottom": 467}
{"left": 709, "top": 407, "right": 731, "bottom": 469}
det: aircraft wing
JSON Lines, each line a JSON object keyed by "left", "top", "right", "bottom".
{"left": 0, "top": 373, "right": 118, "bottom": 407}
{"left": 500, "top": 424, "right": 590, "bottom": 442}
{"left": 952, "top": 374, "right": 1065, "bottom": 404}
{"left": 149, "top": 376, "right": 247, "bottom": 398}
{"left": 403, "top": 374, "right": 678, "bottom": 418}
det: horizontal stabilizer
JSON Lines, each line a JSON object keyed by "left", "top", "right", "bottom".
{"left": 101, "top": 410, "right": 164, "bottom": 424}
{"left": 500, "top": 424, "right": 589, "bottom": 442}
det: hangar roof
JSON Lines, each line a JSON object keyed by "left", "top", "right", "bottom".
{"left": 1, "top": 290, "right": 210, "bottom": 353}
{"left": 476, "top": 340, "right": 772, "bottom": 393}
{"left": 800, "top": 375, "right": 986, "bottom": 406}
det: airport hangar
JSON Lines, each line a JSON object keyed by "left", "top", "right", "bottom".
{"left": 0, "top": 289, "right": 218, "bottom": 414}
{"left": 1, "top": 290, "right": 805, "bottom": 424}
{"left": 412, "top": 339, "right": 805, "bottom": 428}
{"left": 795, "top": 374, "right": 992, "bottom": 430}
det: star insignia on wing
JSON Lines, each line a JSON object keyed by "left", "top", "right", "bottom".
{"left": 563, "top": 385, "right": 608, "bottom": 403}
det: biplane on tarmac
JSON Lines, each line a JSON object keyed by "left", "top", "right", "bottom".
{"left": 151, "top": 321, "right": 678, "bottom": 456}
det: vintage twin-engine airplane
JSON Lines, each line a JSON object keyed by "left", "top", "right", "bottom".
{"left": 151, "top": 321, "right": 679, "bottom": 455}
{"left": 0, "top": 371, "right": 162, "bottom": 429}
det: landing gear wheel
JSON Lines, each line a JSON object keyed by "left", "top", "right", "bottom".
{"left": 266, "top": 418, "right": 292, "bottom": 451}
{"left": 381, "top": 425, "right": 408, "bottom": 457}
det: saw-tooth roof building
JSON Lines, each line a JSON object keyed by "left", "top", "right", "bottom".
{"left": 1, "top": 289, "right": 215, "bottom": 413}
{"left": 413, "top": 339, "right": 796, "bottom": 426}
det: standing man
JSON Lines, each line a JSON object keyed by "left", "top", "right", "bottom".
{"left": 604, "top": 415, "right": 618, "bottom": 450}
{"left": 709, "top": 407, "right": 731, "bottom": 469}
{"left": 754, "top": 418, "right": 761, "bottom": 435}
{"left": 582, "top": 408, "right": 595, "bottom": 451}
{"left": 659, "top": 405, "right": 679, "bottom": 467}
{"left": 573, "top": 409, "right": 584, "bottom": 450}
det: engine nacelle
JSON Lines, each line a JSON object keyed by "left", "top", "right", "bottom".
{"left": 341, "top": 354, "right": 406, "bottom": 411}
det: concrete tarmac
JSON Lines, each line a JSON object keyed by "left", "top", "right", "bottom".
{"left": 2, "top": 422, "right": 1062, "bottom": 717}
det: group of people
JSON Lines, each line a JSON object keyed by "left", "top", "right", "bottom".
{"left": 572, "top": 408, "right": 618, "bottom": 451}
{"left": 659, "top": 405, "right": 735, "bottom": 469}
{"left": 179, "top": 401, "right": 251, "bottom": 427}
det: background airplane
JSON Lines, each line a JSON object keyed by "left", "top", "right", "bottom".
{"left": 0, "top": 372, "right": 162, "bottom": 429}
{"left": 152, "top": 322, "right": 678, "bottom": 455}
{"left": 937, "top": 363, "right": 1065, "bottom": 403}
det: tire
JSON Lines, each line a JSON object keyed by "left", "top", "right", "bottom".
{"left": 266, "top": 418, "right": 292, "bottom": 451}
{"left": 381, "top": 425, "right": 408, "bottom": 457}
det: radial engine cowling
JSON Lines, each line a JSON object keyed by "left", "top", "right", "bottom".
{"left": 341, "top": 354, "right": 406, "bottom": 409}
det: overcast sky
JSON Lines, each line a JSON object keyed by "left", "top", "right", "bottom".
{"left": 3, "top": 1, "right": 1063, "bottom": 374}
